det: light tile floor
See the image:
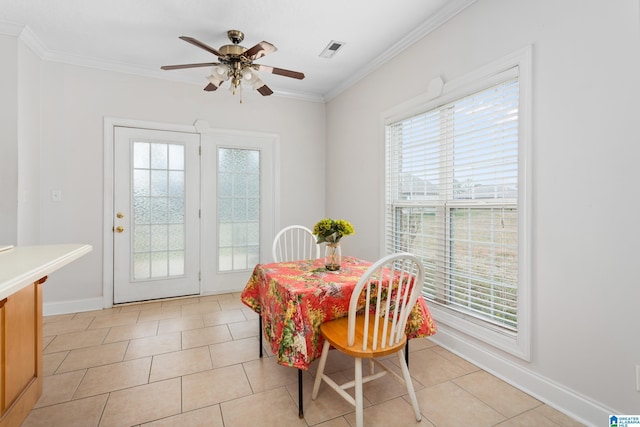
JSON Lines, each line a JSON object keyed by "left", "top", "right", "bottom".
{"left": 23, "top": 293, "right": 585, "bottom": 427}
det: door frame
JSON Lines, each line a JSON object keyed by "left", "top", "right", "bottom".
{"left": 103, "top": 117, "right": 281, "bottom": 308}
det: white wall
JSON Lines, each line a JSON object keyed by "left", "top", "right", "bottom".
{"left": 17, "top": 39, "right": 41, "bottom": 245}
{"left": 326, "top": 0, "right": 640, "bottom": 422}
{"left": 0, "top": 35, "right": 18, "bottom": 245}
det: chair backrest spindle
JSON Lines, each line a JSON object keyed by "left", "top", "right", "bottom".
{"left": 347, "top": 253, "right": 424, "bottom": 351}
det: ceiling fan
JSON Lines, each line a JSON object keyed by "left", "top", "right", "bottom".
{"left": 161, "top": 29, "right": 305, "bottom": 98}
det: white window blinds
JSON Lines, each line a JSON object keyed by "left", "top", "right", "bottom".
{"left": 385, "top": 70, "right": 520, "bottom": 331}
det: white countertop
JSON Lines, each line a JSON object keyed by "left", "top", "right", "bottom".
{"left": 0, "top": 244, "right": 92, "bottom": 300}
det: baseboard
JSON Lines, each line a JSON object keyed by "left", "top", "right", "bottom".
{"left": 201, "top": 286, "right": 244, "bottom": 296}
{"left": 43, "top": 297, "right": 104, "bottom": 316}
{"left": 429, "top": 324, "right": 614, "bottom": 427}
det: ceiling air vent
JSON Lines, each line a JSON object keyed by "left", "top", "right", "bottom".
{"left": 319, "top": 40, "right": 345, "bottom": 59}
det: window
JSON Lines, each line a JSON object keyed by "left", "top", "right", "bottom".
{"left": 384, "top": 49, "right": 531, "bottom": 359}
{"left": 217, "top": 147, "right": 261, "bottom": 272}
{"left": 132, "top": 142, "right": 186, "bottom": 279}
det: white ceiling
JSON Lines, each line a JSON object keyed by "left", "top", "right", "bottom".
{"left": 0, "top": 0, "right": 475, "bottom": 102}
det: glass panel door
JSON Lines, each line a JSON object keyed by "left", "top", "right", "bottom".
{"left": 114, "top": 127, "right": 200, "bottom": 303}
{"left": 132, "top": 142, "right": 187, "bottom": 279}
{"left": 217, "top": 148, "right": 260, "bottom": 272}
{"left": 200, "top": 129, "right": 276, "bottom": 294}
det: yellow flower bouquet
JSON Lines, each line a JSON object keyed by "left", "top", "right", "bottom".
{"left": 312, "top": 218, "right": 355, "bottom": 244}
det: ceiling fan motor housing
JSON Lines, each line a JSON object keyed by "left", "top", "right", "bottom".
{"left": 219, "top": 44, "right": 247, "bottom": 57}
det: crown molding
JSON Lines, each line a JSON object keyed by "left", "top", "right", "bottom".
{"left": 0, "top": 20, "right": 24, "bottom": 37}
{"left": 0, "top": 20, "right": 48, "bottom": 58}
{"left": 323, "top": 0, "right": 477, "bottom": 102}
{"left": 18, "top": 25, "right": 47, "bottom": 58}
{"left": 44, "top": 49, "right": 325, "bottom": 103}
{"left": 1, "top": 0, "right": 475, "bottom": 105}
{"left": 271, "top": 89, "right": 325, "bottom": 103}
{"left": 0, "top": 18, "right": 323, "bottom": 103}
{"left": 19, "top": 32, "right": 325, "bottom": 103}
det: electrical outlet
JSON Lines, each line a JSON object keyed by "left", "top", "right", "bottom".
{"left": 636, "top": 365, "right": 640, "bottom": 392}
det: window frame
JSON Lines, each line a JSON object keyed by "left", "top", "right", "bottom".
{"left": 380, "top": 46, "right": 532, "bottom": 360}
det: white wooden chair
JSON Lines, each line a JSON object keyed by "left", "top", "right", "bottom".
{"left": 311, "top": 252, "right": 424, "bottom": 427}
{"left": 271, "top": 225, "right": 319, "bottom": 262}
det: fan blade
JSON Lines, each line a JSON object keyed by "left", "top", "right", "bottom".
{"left": 204, "top": 83, "right": 219, "bottom": 91}
{"left": 161, "top": 62, "right": 218, "bottom": 70}
{"left": 242, "top": 41, "right": 277, "bottom": 60}
{"left": 257, "top": 84, "right": 274, "bottom": 96}
{"left": 179, "top": 36, "right": 223, "bottom": 57}
{"left": 257, "top": 65, "right": 305, "bottom": 80}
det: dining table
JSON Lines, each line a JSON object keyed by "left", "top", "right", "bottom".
{"left": 240, "top": 256, "right": 437, "bottom": 418}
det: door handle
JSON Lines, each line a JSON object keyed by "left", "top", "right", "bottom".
{"left": 115, "top": 226, "right": 125, "bottom": 233}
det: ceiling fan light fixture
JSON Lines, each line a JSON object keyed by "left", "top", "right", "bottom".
{"left": 251, "top": 77, "right": 265, "bottom": 90}
{"left": 207, "top": 74, "right": 225, "bottom": 87}
{"left": 207, "top": 64, "right": 230, "bottom": 87}
{"left": 242, "top": 67, "right": 254, "bottom": 81}
{"left": 214, "top": 64, "right": 229, "bottom": 77}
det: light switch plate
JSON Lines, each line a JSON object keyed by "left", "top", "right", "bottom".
{"left": 51, "top": 190, "right": 62, "bottom": 202}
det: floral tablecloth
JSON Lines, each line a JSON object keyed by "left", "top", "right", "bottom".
{"left": 240, "top": 256, "right": 437, "bottom": 370}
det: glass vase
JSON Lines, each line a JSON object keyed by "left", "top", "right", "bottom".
{"left": 324, "top": 242, "right": 342, "bottom": 271}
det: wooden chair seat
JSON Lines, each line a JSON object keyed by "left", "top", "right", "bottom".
{"left": 320, "top": 315, "right": 406, "bottom": 359}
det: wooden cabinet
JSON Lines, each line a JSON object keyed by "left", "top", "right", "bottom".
{"left": 0, "top": 277, "right": 44, "bottom": 427}
{"left": 0, "top": 244, "right": 91, "bottom": 426}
